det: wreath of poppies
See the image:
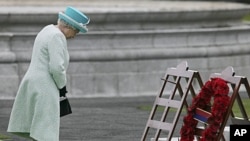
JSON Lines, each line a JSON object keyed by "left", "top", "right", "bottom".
{"left": 180, "top": 78, "right": 230, "bottom": 141}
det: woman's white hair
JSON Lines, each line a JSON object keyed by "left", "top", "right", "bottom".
{"left": 57, "top": 18, "right": 78, "bottom": 31}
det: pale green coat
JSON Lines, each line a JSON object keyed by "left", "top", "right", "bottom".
{"left": 7, "top": 24, "right": 69, "bottom": 141}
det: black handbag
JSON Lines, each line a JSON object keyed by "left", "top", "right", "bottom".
{"left": 60, "top": 96, "right": 72, "bottom": 117}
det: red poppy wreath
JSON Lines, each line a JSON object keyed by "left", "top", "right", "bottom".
{"left": 180, "top": 78, "right": 230, "bottom": 141}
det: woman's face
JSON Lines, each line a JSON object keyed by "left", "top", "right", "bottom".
{"left": 64, "top": 27, "right": 79, "bottom": 39}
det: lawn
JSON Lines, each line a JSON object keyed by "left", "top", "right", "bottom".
{"left": 232, "top": 98, "right": 250, "bottom": 117}
{"left": 243, "top": 13, "right": 250, "bottom": 22}
{"left": 138, "top": 98, "right": 250, "bottom": 118}
{"left": 0, "top": 133, "right": 10, "bottom": 140}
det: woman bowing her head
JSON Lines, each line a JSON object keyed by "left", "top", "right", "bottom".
{"left": 7, "top": 6, "right": 89, "bottom": 141}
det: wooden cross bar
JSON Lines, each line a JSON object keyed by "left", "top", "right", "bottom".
{"left": 209, "top": 66, "right": 250, "bottom": 141}
{"left": 141, "top": 61, "right": 203, "bottom": 141}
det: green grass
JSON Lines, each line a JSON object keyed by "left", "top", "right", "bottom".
{"left": 0, "top": 133, "right": 10, "bottom": 140}
{"left": 242, "top": 13, "right": 250, "bottom": 21}
{"left": 138, "top": 99, "right": 250, "bottom": 118}
{"left": 232, "top": 98, "right": 250, "bottom": 117}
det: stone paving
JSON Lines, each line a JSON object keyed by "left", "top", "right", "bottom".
{"left": 0, "top": 95, "right": 233, "bottom": 141}
{"left": 1, "top": 95, "right": 232, "bottom": 141}
{"left": 0, "top": 96, "right": 165, "bottom": 141}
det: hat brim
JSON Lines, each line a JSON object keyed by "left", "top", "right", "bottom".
{"left": 58, "top": 12, "right": 89, "bottom": 33}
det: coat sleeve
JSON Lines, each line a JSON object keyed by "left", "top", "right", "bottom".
{"left": 47, "top": 33, "right": 68, "bottom": 89}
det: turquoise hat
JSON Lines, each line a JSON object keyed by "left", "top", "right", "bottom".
{"left": 58, "top": 6, "right": 90, "bottom": 33}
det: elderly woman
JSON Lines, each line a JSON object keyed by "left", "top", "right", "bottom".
{"left": 7, "top": 6, "right": 89, "bottom": 141}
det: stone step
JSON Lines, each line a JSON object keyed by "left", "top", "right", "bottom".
{"left": 1, "top": 25, "right": 250, "bottom": 62}
{"left": 0, "top": 1, "right": 250, "bottom": 32}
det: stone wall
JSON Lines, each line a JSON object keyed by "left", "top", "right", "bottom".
{"left": 1, "top": 1, "right": 250, "bottom": 98}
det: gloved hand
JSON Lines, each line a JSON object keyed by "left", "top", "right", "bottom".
{"left": 59, "top": 86, "right": 68, "bottom": 97}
